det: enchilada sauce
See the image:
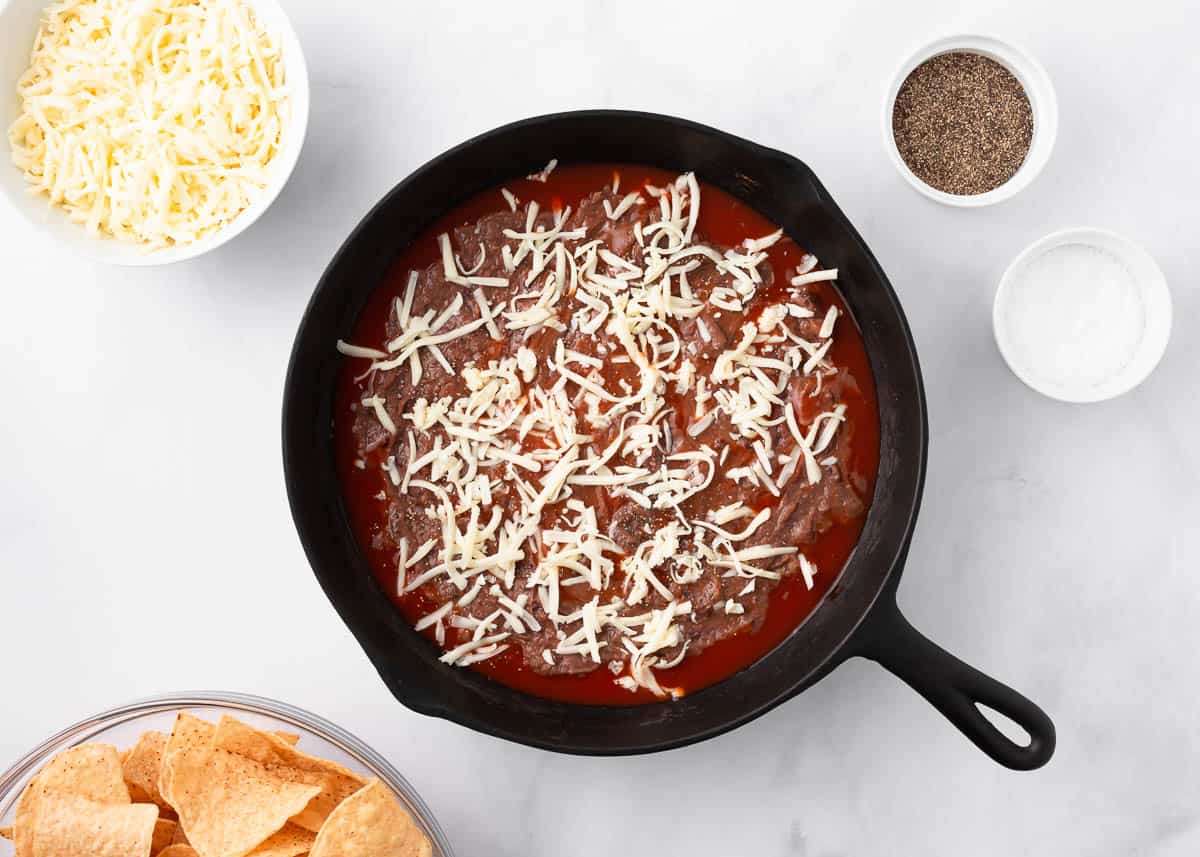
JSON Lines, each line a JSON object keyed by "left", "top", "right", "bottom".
{"left": 334, "top": 164, "right": 879, "bottom": 705}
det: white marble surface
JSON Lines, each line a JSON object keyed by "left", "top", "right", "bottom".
{"left": 2, "top": 1, "right": 1198, "bottom": 854}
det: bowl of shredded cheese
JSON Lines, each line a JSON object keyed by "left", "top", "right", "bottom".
{"left": 0, "top": 0, "right": 309, "bottom": 265}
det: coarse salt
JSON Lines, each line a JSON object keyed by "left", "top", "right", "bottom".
{"left": 1001, "top": 243, "right": 1145, "bottom": 391}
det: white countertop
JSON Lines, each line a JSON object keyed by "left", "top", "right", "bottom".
{"left": 2, "top": 1, "right": 1198, "bottom": 854}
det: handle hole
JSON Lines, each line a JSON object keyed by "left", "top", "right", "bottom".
{"left": 975, "top": 703, "right": 1031, "bottom": 747}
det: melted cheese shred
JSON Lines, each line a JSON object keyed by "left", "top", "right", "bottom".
{"left": 8, "top": 0, "right": 288, "bottom": 249}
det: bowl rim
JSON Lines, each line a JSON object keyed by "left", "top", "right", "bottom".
{"left": 881, "top": 32, "right": 1058, "bottom": 207}
{"left": 0, "top": 0, "right": 310, "bottom": 267}
{"left": 0, "top": 690, "right": 456, "bottom": 857}
{"left": 992, "top": 226, "right": 1172, "bottom": 403}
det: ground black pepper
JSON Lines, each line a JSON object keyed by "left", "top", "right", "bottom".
{"left": 892, "top": 51, "right": 1033, "bottom": 196}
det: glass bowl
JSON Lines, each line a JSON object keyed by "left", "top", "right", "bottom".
{"left": 0, "top": 691, "right": 454, "bottom": 857}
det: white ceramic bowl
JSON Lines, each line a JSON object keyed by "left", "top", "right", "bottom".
{"left": 0, "top": 0, "right": 309, "bottom": 266}
{"left": 0, "top": 692, "right": 456, "bottom": 857}
{"left": 882, "top": 34, "right": 1058, "bottom": 207}
{"left": 993, "top": 227, "right": 1172, "bottom": 403}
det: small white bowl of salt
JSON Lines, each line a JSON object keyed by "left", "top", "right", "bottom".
{"left": 993, "top": 228, "right": 1171, "bottom": 403}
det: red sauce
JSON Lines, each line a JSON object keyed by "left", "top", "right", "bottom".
{"left": 334, "top": 164, "right": 880, "bottom": 705}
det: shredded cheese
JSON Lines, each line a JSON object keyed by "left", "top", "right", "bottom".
{"left": 9, "top": 0, "right": 290, "bottom": 249}
{"left": 337, "top": 167, "right": 858, "bottom": 698}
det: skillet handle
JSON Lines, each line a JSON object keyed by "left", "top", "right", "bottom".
{"left": 858, "top": 595, "right": 1055, "bottom": 770}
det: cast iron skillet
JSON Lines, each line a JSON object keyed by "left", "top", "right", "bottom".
{"left": 283, "top": 110, "right": 1056, "bottom": 770}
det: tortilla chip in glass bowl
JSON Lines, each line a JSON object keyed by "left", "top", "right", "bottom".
{"left": 0, "top": 692, "right": 451, "bottom": 857}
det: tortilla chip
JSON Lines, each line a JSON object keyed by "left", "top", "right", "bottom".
{"left": 152, "top": 817, "right": 178, "bottom": 855}
{"left": 245, "top": 823, "right": 315, "bottom": 857}
{"left": 126, "top": 783, "right": 153, "bottom": 803}
{"left": 12, "top": 771, "right": 42, "bottom": 857}
{"left": 171, "top": 822, "right": 191, "bottom": 845}
{"left": 159, "top": 714, "right": 216, "bottom": 808}
{"left": 38, "top": 744, "right": 130, "bottom": 804}
{"left": 11, "top": 744, "right": 133, "bottom": 857}
{"left": 123, "top": 731, "right": 169, "bottom": 807}
{"left": 273, "top": 732, "right": 300, "bottom": 747}
{"left": 32, "top": 794, "right": 158, "bottom": 857}
{"left": 308, "top": 780, "right": 431, "bottom": 857}
{"left": 0, "top": 826, "right": 13, "bottom": 839}
{"left": 162, "top": 714, "right": 216, "bottom": 758}
{"left": 163, "top": 745, "right": 320, "bottom": 857}
{"left": 157, "top": 847, "right": 201, "bottom": 857}
{"left": 212, "top": 716, "right": 366, "bottom": 831}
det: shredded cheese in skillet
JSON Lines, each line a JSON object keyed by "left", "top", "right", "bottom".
{"left": 8, "top": 0, "right": 288, "bottom": 249}
{"left": 338, "top": 173, "right": 849, "bottom": 697}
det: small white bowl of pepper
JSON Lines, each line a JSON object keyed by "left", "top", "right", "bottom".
{"left": 883, "top": 34, "right": 1058, "bottom": 206}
